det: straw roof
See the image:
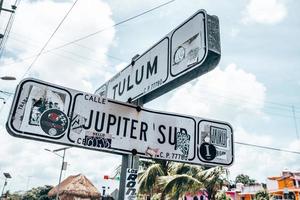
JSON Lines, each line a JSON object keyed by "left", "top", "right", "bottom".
{"left": 48, "top": 174, "right": 101, "bottom": 199}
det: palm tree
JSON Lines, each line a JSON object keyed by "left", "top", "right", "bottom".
{"left": 158, "top": 165, "right": 228, "bottom": 200}
{"left": 138, "top": 162, "right": 166, "bottom": 198}
{"left": 255, "top": 190, "right": 270, "bottom": 200}
{"left": 202, "top": 167, "right": 229, "bottom": 200}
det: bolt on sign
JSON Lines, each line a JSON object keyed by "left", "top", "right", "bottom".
{"left": 95, "top": 10, "right": 221, "bottom": 104}
{"left": 6, "top": 78, "right": 233, "bottom": 166}
{"left": 125, "top": 168, "right": 138, "bottom": 200}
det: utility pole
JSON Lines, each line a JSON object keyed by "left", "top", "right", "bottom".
{"left": 45, "top": 147, "right": 70, "bottom": 200}
{"left": 1, "top": 173, "right": 11, "bottom": 199}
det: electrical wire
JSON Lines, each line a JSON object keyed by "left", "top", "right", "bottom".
{"left": 235, "top": 141, "right": 300, "bottom": 155}
{"left": 0, "top": 90, "right": 13, "bottom": 95}
{"left": 0, "top": 0, "right": 21, "bottom": 58}
{"left": 1, "top": 0, "right": 175, "bottom": 72}
{"left": 21, "top": 0, "right": 79, "bottom": 78}
{"left": 44, "top": 0, "right": 176, "bottom": 53}
{"left": 9, "top": 34, "right": 127, "bottom": 63}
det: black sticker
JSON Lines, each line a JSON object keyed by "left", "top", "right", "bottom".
{"left": 40, "top": 109, "right": 68, "bottom": 137}
{"left": 200, "top": 143, "right": 216, "bottom": 161}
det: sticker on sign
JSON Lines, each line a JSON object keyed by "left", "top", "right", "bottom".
{"left": 125, "top": 168, "right": 138, "bottom": 200}
{"left": 95, "top": 9, "right": 221, "bottom": 104}
{"left": 6, "top": 78, "right": 233, "bottom": 166}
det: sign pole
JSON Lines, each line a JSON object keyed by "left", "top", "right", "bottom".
{"left": 118, "top": 77, "right": 143, "bottom": 200}
{"left": 118, "top": 155, "right": 129, "bottom": 200}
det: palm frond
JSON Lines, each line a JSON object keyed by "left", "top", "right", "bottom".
{"left": 159, "top": 174, "right": 204, "bottom": 200}
{"left": 138, "top": 163, "right": 165, "bottom": 194}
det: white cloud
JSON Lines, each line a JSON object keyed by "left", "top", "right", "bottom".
{"left": 0, "top": 0, "right": 122, "bottom": 192}
{"left": 229, "top": 28, "right": 240, "bottom": 38}
{"left": 229, "top": 127, "right": 300, "bottom": 183}
{"left": 165, "top": 63, "right": 300, "bottom": 183}
{"left": 0, "top": 123, "right": 121, "bottom": 192}
{"left": 166, "top": 63, "right": 267, "bottom": 122}
{"left": 0, "top": 0, "right": 116, "bottom": 93}
{"left": 242, "top": 0, "right": 287, "bottom": 25}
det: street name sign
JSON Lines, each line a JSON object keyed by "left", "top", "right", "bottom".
{"left": 6, "top": 78, "right": 233, "bottom": 166}
{"left": 95, "top": 10, "right": 221, "bottom": 104}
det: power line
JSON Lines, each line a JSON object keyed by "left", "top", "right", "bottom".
{"left": 45, "top": 0, "right": 176, "bottom": 52}
{"left": 8, "top": 36, "right": 126, "bottom": 66}
{"left": 0, "top": 0, "right": 20, "bottom": 58}
{"left": 1, "top": 0, "right": 175, "bottom": 69}
{"left": 235, "top": 141, "right": 300, "bottom": 155}
{"left": 0, "top": 90, "right": 13, "bottom": 95}
{"left": 9, "top": 34, "right": 127, "bottom": 63}
{"left": 21, "top": 0, "right": 80, "bottom": 78}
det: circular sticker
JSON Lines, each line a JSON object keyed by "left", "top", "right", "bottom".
{"left": 200, "top": 143, "right": 216, "bottom": 161}
{"left": 40, "top": 109, "right": 68, "bottom": 137}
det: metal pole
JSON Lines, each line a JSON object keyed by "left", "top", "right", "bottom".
{"left": 117, "top": 55, "right": 142, "bottom": 200}
{"left": 118, "top": 155, "right": 129, "bottom": 200}
{"left": 56, "top": 149, "right": 66, "bottom": 200}
{"left": 1, "top": 178, "right": 7, "bottom": 199}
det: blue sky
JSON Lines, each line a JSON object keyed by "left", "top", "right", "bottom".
{"left": 0, "top": 0, "right": 299, "bottom": 193}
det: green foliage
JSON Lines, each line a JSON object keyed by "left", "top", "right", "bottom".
{"left": 235, "top": 174, "right": 256, "bottom": 185}
{"left": 215, "top": 191, "right": 231, "bottom": 200}
{"left": 138, "top": 161, "right": 229, "bottom": 200}
{"left": 22, "top": 185, "right": 53, "bottom": 200}
{"left": 159, "top": 174, "right": 203, "bottom": 199}
{"left": 138, "top": 163, "right": 165, "bottom": 195}
{"left": 255, "top": 190, "right": 270, "bottom": 200}
{"left": 7, "top": 192, "right": 22, "bottom": 200}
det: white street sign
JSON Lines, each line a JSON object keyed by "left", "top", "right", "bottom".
{"left": 6, "top": 78, "right": 233, "bottom": 166}
{"left": 96, "top": 10, "right": 221, "bottom": 104}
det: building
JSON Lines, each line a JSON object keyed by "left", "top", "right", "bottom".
{"left": 267, "top": 170, "right": 300, "bottom": 200}
{"left": 225, "top": 183, "right": 264, "bottom": 200}
{"left": 48, "top": 174, "right": 101, "bottom": 200}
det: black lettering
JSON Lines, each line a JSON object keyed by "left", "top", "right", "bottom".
{"left": 130, "top": 119, "right": 138, "bottom": 139}
{"left": 135, "top": 65, "right": 144, "bottom": 85}
{"left": 160, "top": 152, "right": 164, "bottom": 158}
{"left": 106, "top": 114, "right": 116, "bottom": 133}
{"left": 116, "top": 116, "right": 122, "bottom": 136}
{"left": 158, "top": 125, "right": 166, "bottom": 144}
{"left": 83, "top": 110, "right": 93, "bottom": 129}
{"left": 126, "top": 188, "right": 136, "bottom": 195}
{"left": 112, "top": 84, "right": 118, "bottom": 99}
{"left": 140, "top": 122, "right": 148, "bottom": 141}
{"left": 123, "top": 117, "right": 130, "bottom": 137}
{"left": 84, "top": 94, "right": 89, "bottom": 100}
{"left": 118, "top": 78, "right": 126, "bottom": 96}
{"left": 127, "top": 75, "right": 134, "bottom": 91}
{"left": 169, "top": 126, "right": 177, "bottom": 146}
{"left": 127, "top": 173, "right": 137, "bottom": 181}
{"left": 146, "top": 56, "right": 157, "bottom": 79}
{"left": 126, "top": 181, "right": 136, "bottom": 188}
{"left": 95, "top": 112, "right": 105, "bottom": 132}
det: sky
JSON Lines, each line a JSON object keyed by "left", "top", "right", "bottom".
{"left": 0, "top": 0, "right": 300, "bottom": 194}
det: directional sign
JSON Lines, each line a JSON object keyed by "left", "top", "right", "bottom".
{"left": 95, "top": 10, "right": 221, "bottom": 104}
{"left": 6, "top": 78, "right": 233, "bottom": 166}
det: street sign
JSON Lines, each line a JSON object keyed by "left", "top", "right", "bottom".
{"left": 95, "top": 10, "right": 221, "bottom": 104}
{"left": 6, "top": 78, "right": 233, "bottom": 166}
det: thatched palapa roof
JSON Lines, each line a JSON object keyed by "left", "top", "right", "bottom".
{"left": 48, "top": 174, "right": 101, "bottom": 199}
